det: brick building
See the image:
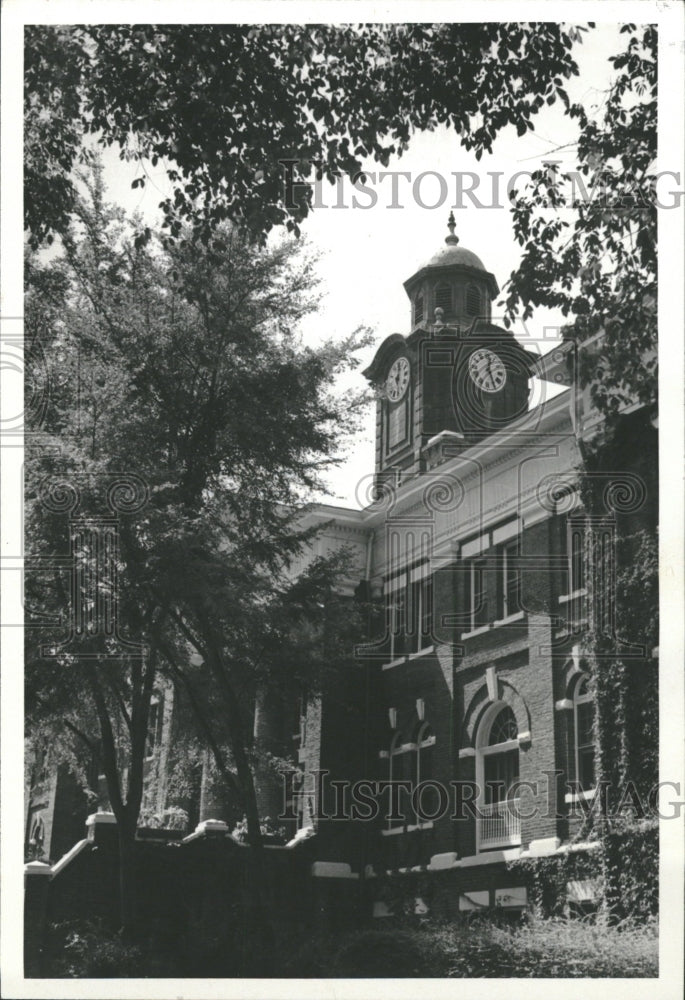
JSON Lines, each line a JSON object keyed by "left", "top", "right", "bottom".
{"left": 279, "top": 215, "right": 658, "bottom": 914}
{"left": 26, "top": 217, "right": 657, "bottom": 918}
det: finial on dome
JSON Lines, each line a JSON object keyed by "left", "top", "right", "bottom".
{"left": 445, "top": 211, "right": 459, "bottom": 246}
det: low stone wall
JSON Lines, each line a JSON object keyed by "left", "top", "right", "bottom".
{"left": 24, "top": 814, "right": 347, "bottom": 976}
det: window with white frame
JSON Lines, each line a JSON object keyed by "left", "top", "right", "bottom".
{"left": 461, "top": 520, "right": 520, "bottom": 633}
{"left": 567, "top": 519, "right": 586, "bottom": 594}
{"left": 467, "top": 558, "right": 489, "bottom": 630}
{"left": 573, "top": 676, "right": 595, "bottom": 792}
{"left": 483, "top": 706, "right": 520, "bottom": 803}
{"left": 475, "top": 704, "right": 521, "bottom": 851}
{"left": 414, "top": 722, "right": 438, "bottom": 820}
{"left": 385, "top": 565, "right": 433, "bottom": 660}
{"left": 387, "top": 732, "right": 414, "bottom": 829}
{"left": 496, "top": 538, "right": 521, "bottom": 620}
{"left": 385, "top": 578, "right": 407, "bottom": 661}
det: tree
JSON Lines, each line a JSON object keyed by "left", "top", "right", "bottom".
{"left": 25, "top": 167, "right": 370, "bottom": 936}
{"left": 503, "top": 23, "right": 657, "bottom": 421}
{"left": 498, "top": 24, "right": 659, "bottom": 874}
{"left": 25, "top": 23, "right": 587, "bottom": 247}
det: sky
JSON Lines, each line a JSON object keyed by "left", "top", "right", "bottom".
{"left": 97, "top": 22, "right": 622, "bottom": 508}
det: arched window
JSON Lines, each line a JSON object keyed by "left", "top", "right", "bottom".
{"left": 466, "top": 284, "right": 481, "bottom": 316}
{"left": 434, "top": 282, "right": 452, "bottom": 312}
{"left": 414, "top": 293, "right": 424, "bottom": 325}
{"left": 488, "top": 705, "right": 518, "bottom": 746}
{"left": 573, "top": 676, "right": 595, "bottom": 791}
{"left": 415, "top": 723, "right": 435, "bottom": 785}
{"left": 483, "top": 706, "right": 519, "bottom": 804}
{"left": 414, "top": 722, "right": 439, "bottom": 823}
{"left": 476, "top": 703, "right": 521, "bottom": 850}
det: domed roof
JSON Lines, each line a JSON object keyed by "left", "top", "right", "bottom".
{"left": 404, "top": 212, "right": 498, "bottom": 297}
{"left": 424, "top": 243, "right": 487, "bottom": 272}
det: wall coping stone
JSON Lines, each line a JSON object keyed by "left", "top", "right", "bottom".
{"left": 51, "top": 839, "right": 90, "bottom": 877}
{"left": 86, "top": 811, "right": 117, "bottom": 826}
{"left": 311, "top": 861, "right": 359, "bottom": 879}
{"left": 24, "top": 861, "right": 52, "bottom": 876}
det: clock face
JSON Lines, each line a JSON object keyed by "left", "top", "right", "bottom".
{"left": 468, "top": 348, "right": 506, "bottom": 393}
{"left": 386, "top": 357, "right": 411, "bottom": 402}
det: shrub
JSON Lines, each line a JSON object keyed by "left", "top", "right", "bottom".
{"left": 281, "top": 913, "right": 658, "bottom": 978}
{"left": 330, "top": 928, "right": 438, "bottom": 977}
{"left": 411, "top": 912, "right": 658, "bottom": 978}
{"left": 46, "top": 919, "right": 148, "bottom": 978}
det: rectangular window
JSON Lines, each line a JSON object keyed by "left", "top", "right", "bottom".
{"left": 569, "top": 523, "right": 586, "bottom": 593}
{"left": 421, "top": 575, "right": 433, "bottom": 648}
{"left": 496, "top": 539, "right": 520, "bottom": 620}
{"left": 576, "top": 701, "right": 595, "bottom": 791}
{"left": 409, "top": 578, "right": 421, "bottom": 653}
{"left": 389, "top": 587, "right": 406, "bottom": 659}
{"left": 469, "top": 559, "right": 488, "bottom": 629}
{"left": 461, "top": 521, "right": 519, "bottom": 633}
{"left": 385, "top": 567, "right": 433, "bottom": 659}
{"left": 388, "top": 401, "right": 407, "bottom": 450}
{"left": 484, "top": 749, "right": 519, "bottom": 804}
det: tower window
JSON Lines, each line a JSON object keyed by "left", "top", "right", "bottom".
{"left": 414, "top": 293, "right": 424, "bottom": 325}
{"left": 466, "top": 284, "right": 482, "bottom": 316}
{"left": 435, "top": 283, "right": 452, "bottom": 312}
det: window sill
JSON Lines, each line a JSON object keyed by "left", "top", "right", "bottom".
{"left": 381, "top": 655, "right": 407, "bottom": 671}
{"left": 381, "top": 826, "right": 406, "bottom": 837}
{"left": 492, "top": 611, "right": 526, "bottom": 627}
{"left": 407, "top": 821, "right": 434, "bottom": 832}
{"left": 559, "top": 589, "right": 587, "bottom": 605}
{"left": 407, "top": 645, "right": 435, "bottom": 660}
{"left": 461, "top": 624, "right": 491, "bottom": 640}
{"left": 565, "top": 788, "right": 597, "bottom": 804}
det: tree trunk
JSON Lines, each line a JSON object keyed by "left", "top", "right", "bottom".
{"left": 117, "top": 816, "right": 139, "bottom": 940}
{"left": 205, "top": 645, "right": 276, "bottom": 961}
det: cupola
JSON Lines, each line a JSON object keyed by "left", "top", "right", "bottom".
{"left": 404, "top": 213, "right": 499, "bottom": 331}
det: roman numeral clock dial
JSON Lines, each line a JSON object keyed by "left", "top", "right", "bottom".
{"left": 385, "top": 356, "right": 410, "bottom": 402}
{"left": 468, "top": 348, "right": 506, "bottom": 393}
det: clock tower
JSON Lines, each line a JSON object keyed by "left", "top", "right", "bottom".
{"left": 363, "top": 215, "right": 537, "bottom": 485}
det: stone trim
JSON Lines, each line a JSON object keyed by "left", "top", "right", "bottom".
{"left": 427, "top": 852, "right": 458, "bottom": 870}
{"left": 520, "top": 837, "right": 561, "bottom": 857}
{"left": 86, "top": 811, "right": 117, "bottom": 826}
{"left": 24, "top": 861, "right": 53, "bottom": 877}
{"left": 311, "top": 861, "right": 359, "bottom": 879}
{"left": 51, "top": 839, "right": 89, "bottom": 877}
